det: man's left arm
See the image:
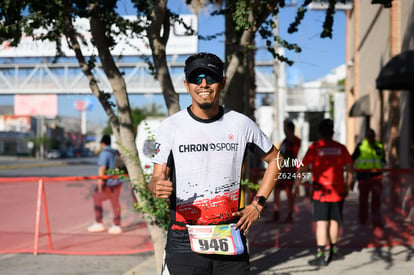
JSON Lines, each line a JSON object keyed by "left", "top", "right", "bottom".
{"left": 233, "top": 146, "right": 280, "bottom": 234}
{"left": 256, "top": 146, "right": 280, "bottom": 201}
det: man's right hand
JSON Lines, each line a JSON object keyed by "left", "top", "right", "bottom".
{"left": 149, "top": 163, "right": 173, "bottom": 199}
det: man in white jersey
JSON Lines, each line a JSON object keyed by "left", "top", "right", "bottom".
{"left": 149, "top": 52, "right": 280, "bottom": 275}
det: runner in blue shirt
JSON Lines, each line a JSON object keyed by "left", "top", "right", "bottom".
{"left": 87, "top": 135, "right": 123, "bottom": 234}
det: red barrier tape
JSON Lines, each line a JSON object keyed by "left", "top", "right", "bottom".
{"left": 0, "top": 175, "right": 152, "bottom": 256}
{"left": 0, "top": 174, "right": 128, "bottom": 183}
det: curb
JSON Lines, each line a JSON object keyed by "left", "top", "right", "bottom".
{"left": 0, "top": 161, "right": 68, "bottom": 170}
{"left": 0, "top": 158, "right": 97, "bottom": 170}
{"left": 123, "top": 256, "right": 156, "bottom": 275}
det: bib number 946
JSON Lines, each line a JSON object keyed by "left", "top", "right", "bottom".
{"left": 197, "top": 238, "right": 229, "bottom": 252}
{"left": 187, "top": 224, "right": 244, "bottom": 255}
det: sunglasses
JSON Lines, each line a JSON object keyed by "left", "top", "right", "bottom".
{"left": 188, "top": 73, "right": 220, "bottom": 85}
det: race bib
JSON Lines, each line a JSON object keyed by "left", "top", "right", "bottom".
{"left": 187, "top": 224, "right": 245, "bottom": 255}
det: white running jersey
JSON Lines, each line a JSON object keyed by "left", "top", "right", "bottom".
{"left": 152, "top": 106, "right": 273, "bottom": 227}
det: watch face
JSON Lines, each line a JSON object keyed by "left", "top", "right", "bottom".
{"left": 255, "top": 196, "right": 266, "bottom": 206}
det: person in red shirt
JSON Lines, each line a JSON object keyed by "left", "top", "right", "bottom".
{"left": 272, "top": 119, "right": 301, "bottom": 223}
{"left": 294, "top": 119, "right": 353, "bottom": 267}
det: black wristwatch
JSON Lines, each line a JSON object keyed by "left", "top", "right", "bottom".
{"left": 253, "top": 195, "right": 267, "bottom": 207}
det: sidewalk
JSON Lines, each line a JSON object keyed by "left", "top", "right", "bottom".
{"left": 125, "top": 190, "right": 414, "bottom": 275}
{"left": 126, "top": 246, "right": 414, "bottom": 275}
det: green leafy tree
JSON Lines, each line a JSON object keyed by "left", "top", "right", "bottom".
{"left": 0, "top": 0, "right": 393, "bottom": 271}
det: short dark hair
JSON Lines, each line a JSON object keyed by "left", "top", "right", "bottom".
{"left": 318, "top": 118, "right": 334, "bottom": 138}
{"left": 100, "top": 135, "right": 111, "bottom": 146}
{"left": 366, "top": 128, "right": 376, "bottom": 139}
{"left": 184, "top": 52, "right": 224, "bottom": 81}
{"left": 284, "top": 119, "right": 295, "bottom": 132}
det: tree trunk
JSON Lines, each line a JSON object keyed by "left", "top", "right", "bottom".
{"left": 222, "top": 10, "right": 244, "bottom": 112}
{"left": 221, "top": 0, "right": 278, "bottom": 114}
{"left": 247, "top": 47, "right": 256, "bottom": 120}
{"left": 88, "top": 2, "right": 168, "bottom": 274}
{"left": 222, "top": 15, "right": 255, "bottom": 114}
{"left": 88, "top": 3, "right": 139, "bottom": 171}
{"left": 147, "top": 0, "right": 180, "bottom": 116}
{"left": 146, "top": 222, "right": 167, "bottom": 272}
{"left": 144, "top": 1, "right": 180, "bottom": 273}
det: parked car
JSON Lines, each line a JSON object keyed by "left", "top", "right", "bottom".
{"left": 46, "top": 150, "right": 61, "bottom": 159}
{"left": 60, "top": 149, "right": 75, "bottom": 158}
{"left": 74, "top": 148, "right": 94, "bottom": 157}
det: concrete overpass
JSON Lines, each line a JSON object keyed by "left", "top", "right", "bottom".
{"left": 0, "top": 59, "right": 276, "bottom": 95}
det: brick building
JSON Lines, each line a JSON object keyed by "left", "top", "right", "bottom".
{"left": 346, "top": 0, "right": 414, "bottom": 168}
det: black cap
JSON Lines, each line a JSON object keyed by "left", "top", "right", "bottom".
{"left": 184, "top": 52, "right": 224, "bottom": 80}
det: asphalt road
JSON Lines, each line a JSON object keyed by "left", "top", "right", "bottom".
{"left": 0, "top": 157, "right": 153, "bottom": 275}
{"left": 0, "top": 157, "right": 99, "bottom": 177}
{"left": 0, "top": 252, "right": 154, "bottom": 275}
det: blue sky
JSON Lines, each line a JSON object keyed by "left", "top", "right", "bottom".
{"left": 0, "top": 1, "right": 346, "bottom": 126}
